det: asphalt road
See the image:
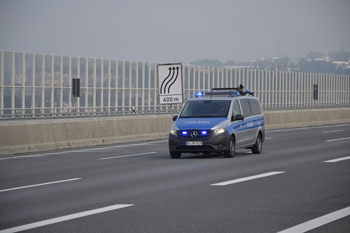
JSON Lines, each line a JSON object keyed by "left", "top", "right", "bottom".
{"left": 0, "top": 124, "right": 350, "bottom": 233}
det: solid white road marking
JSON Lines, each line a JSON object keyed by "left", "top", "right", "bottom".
{"left": 322, "top": 130, "right": 344, "bottom": 133}
{"left": 0, "top": 204, "right": 134, "bottom": 233}
{"left": 265, "top": 137, "right": 273, "bottom": 140}
{"left": 99, "top": 152, "right": 158, "bottom": 160}
{"left": 277, "top": 206, "right": 350, "bottom": 233}
{"left": 325, "top": 137, "right": 350, "bottom": 142}
{"left": 268, "top": 124, "right": 349, "bottom": 133}
{"left": 0, "top": 141, "right": 167, "bottom": 161}
{"left": 0, "top": 178, "right": 82, "bottom": 193}
{"left": 324, "top": 156, "right": 350, "bottom": 163}
{"left": 210, "top": 171, "right": 285, "bottom": 186}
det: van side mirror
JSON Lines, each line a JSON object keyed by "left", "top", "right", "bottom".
{"left": 172, "top": 115, "right": 178, "bottom": 121}
{"left": 232, "top": 114, "right": 244, "bottom": 121}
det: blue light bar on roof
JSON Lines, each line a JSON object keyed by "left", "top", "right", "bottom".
{"left": 194, "top": 92, "right": 204, "bottom": 97}
{"left": 229, "top": 91, "right": 240, "bottom": 97}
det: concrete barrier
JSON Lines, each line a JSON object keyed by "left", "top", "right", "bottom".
{"left": 0, "top": 108, "right": 349, "bottom": 155}
{"left": 264, "top": 108, "right": 350, "bottom": 130}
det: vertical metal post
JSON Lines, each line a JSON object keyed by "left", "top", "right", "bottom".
{"left": 345, "top": 75, "right": 350, "bottom": 105}
{"left": 141, "top": 61, "right": 145, "bottom": 111}
{"left": 322, "top": 73, "right": 325, "bottom": 106}
{"left": 129, "top": 61, "right": 132, "bottom": 112}
{"left": 287, "top": 72, "right": 291, "bottom": 108}
{"left": 186, "top": 65, "right": 190, "bottom": 99}
{"left": 85, "top": 57, "right": 88, "bottom": 113}
{"left": 135, "top": 61, "right": 138, "bottom": 112}
{"left": 324, "top": 74, "right": 327, "bottom": 106}
{"left": 241, "top": 68, "right": 245, "bottom": 89}
{"left": 256, "top": 70, "right": 260, "bottom": 102}
{"left": 213, "top": 67, "right": 216, "bottom": 89}
{"left": 193, "top": 66, "right": 196, "bottom": 93}
{"left": 0, "top": 51, "right": 3, "bottom": 115}
{"left": 60, "top": 55, "right": 63, "bottom": 113}
{"left": 229, "top": 68, "right": 233, "bottom": 90}
{"left": 22, "top": 52, "right": 25, "bottom": 114}
{"left": 153, "top": 63, "right": 157, "bottom": 111}
{"left": 115, "top": 60, "right": 119, "bottom": 112}
{"left": 41, "top": 54, "right": 45, "bottom": 114}
{"left": 341, "top": 75, "right": 344, "bottom": 105}
{"left": 11, "top": 51, "right": 15, "bottom": 115}
{"left": 197, "top": 66, "right": 201, "bottom": 90}
{"left": 32, "top": 53, "right": 36, "bottom": 114}
{"left": 93, "top": 58, "right": 96, "bottom": 113}
{"left": 297, "top": 72, "right": 300, "bottom": 107}
{"left": 281, "top": 71, "right": 285, "bottom": 108}
{"left": 121, "top": 60, "right": 125, "bottom": 112}
{"left": 268, "top": 70, "right": 271, "bottom": 108}
{"left": 76, "top": 56, "right": 80, "bottom": 113}
{"left": 306, "top": 73, "right": 309, "bottom": 107}
{"left": 100, "top": 59, "right": 104, "bottom": 112}
{"left": 68, "top": 56, "right": 72, "bottom": 112}
{"left": 278, "top": 71, "right": 281, "bottom": 108}
{"left": 216, "top": 67, "right": 220, "bottom": 88}
{"left": 51, "top": 55, "right": 54, "bottom": 113}
{"left": 271, "top": 70, "right": 274, "bottom": 108}
{"left": 108, "top": 59, "right": 111, "bottom": 112}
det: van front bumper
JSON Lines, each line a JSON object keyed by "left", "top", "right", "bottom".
{"left": 168, "top": 132, "right": 231, "bottom": 154}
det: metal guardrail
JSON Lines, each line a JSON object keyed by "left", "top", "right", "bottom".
{"left": 1, "top": 50, "right": 350, "bottom": 119}
{"left": 1, "top": 104, "right": 349, "bottom": 120}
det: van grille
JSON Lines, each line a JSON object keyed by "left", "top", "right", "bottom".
{"left": 177, "top": 130, "right": 212, "bottom": 140}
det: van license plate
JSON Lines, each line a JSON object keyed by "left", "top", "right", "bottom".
{"left": 186, "top": 141, "right": 203, "bottom": 146}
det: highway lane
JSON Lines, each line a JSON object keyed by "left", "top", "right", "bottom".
{"left": 0, "top": 124, "right": 349, "bottom": 232}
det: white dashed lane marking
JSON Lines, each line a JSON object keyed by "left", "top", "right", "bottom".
{"left": 0, "top": 204, "right": 134, "bottom": 233}
{"left": 210, "top": 171, "right": 285, "bottom": 186}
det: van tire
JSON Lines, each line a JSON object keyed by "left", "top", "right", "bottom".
{"left": 224, "top": 137, "right": 235, "bottom": 158}
{"left": 170, "top": 151, "right": 181, "bottom": 158}
{"left": 251, "top": 133, "right": 262, "bottom": 154}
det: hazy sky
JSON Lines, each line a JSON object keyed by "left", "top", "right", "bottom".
{"left": 1, "top": 0, "right": 349, "bottom": 64}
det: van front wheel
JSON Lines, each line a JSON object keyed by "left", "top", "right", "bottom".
{"left": 170, "top": 151, "right": 181, "bottom": 158}
{"left": 251, "top": 134, "right": 262, "bottom": 154}
{"left": 224, "top": 137, "right": 235, "bottom": 158}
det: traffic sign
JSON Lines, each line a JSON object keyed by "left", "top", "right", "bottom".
{"left": 157, "top": 63, "right": 183, "bottom": 105}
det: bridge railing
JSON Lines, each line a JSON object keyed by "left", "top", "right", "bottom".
{"left": 1, "top": 50, "right": 350, "bottom": 118}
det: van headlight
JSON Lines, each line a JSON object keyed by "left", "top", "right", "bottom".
{"left": 170, "top": 129, "right": 177, "bottom": 136}
{"left": 213, "top": 128, "right": 225, "bottom": 136}
{"left": 169, "top": 126, "right": 178, "bottom": 137}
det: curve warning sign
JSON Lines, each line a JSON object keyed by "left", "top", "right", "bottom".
{"left": 157, "top": 63, "right": 183, "bottom": 104}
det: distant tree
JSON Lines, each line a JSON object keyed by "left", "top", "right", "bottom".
{"left": 189, "top": 59, "right": 223, "bottom": 67}
{"left": 225, "top": 60, "right": 235, "bottom": 66}
{"left": 329, "top": 50, "right": 350, "bottom": 62}
{"left": 277, "top": 56, "right": 290, "bottom": 71}
{"left": 306, "top": 51, "right": 324, "bottom": 59}
{"left": 255, "top": 59, "right": 270, "bottom": 70}
{"left": 296, "top": 58, "right": 337, "bottom": 74}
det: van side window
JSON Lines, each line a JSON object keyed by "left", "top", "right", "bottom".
{"left": 241, "top": 100, "right": 252, "bottom": 117}
{"left": 232, "top": 100, "right": 241, "bottom": 116}
{"left": 249, "top": 99, "right": 262, "bottom": 115}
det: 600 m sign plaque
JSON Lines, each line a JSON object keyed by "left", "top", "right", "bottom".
{"left": 157, "top": 63, "right": 183, "bottom": 105}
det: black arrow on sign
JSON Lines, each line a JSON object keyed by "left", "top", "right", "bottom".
{"left": 160, "top": 67, "right": 172, "bottom": 94}
{"left": 167, "top": 66, "right": 179, "bottom": 93}
{"left": 163, "top": 67, "right": 175, "bottom": 94}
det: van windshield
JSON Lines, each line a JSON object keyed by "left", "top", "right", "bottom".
{"left": 180, "top": 100, "right": 231, "bottom": 118}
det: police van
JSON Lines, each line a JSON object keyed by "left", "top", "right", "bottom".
{"left": 168, "top": 85, "right": 265, "bottom": 158}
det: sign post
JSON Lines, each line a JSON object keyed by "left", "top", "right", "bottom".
{"left": 157, "top": 63, "right": 183, "bottom": 105}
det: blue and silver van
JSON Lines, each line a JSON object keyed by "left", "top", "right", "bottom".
{"left": 168, "top": 86, "right": 265, "bottom": 158}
